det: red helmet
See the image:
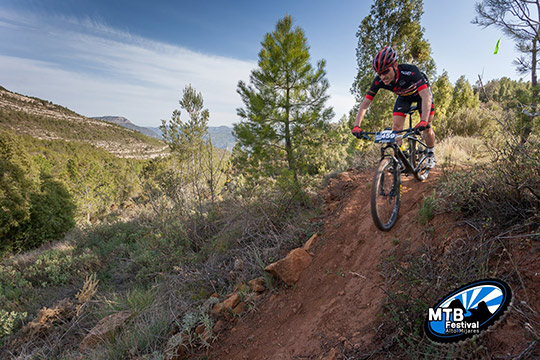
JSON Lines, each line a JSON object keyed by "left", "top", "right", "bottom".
{"left": 372, "top": 46, "right": 397, "bottom": 74}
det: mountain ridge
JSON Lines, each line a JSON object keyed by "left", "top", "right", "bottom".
{"left": 0, "top": 87, "right": 167, "bottom": 159}
{"left": 96, "top": 116, "right": 237, "bottom": 151}
{"left": 92, "top": 116, "right": 162, "bottom": 139}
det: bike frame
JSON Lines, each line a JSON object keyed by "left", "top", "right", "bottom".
{"left": 362, "top": 108, "right": 430, "bottom": 176}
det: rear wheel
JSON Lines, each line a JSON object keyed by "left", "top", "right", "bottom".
{"left": 370, "top": 157, "right": 401, "bottom": 231}
{"left": 410, "top": 138, "right": 430, "bottom": 181}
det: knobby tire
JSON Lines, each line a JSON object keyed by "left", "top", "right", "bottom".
{"left": 370, "top": 157, "right": 401, "bottom": 231}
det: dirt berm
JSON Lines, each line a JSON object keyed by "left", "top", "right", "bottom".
{"left": 204, "top": 169, "right": 444, "bottom": 359}
{"left": 202, "top": 168, "right": 539, "bottom": 359}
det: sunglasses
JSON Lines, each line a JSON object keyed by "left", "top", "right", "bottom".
{"left": 378, "top": 68, "right": 391, "bottom": 76}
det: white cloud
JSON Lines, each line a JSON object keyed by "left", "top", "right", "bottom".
{"left": 0, "top": 10, "right": 256, "bottom": 127}
{"left": 0, "top": 9, "right": 353, "bottom": 128}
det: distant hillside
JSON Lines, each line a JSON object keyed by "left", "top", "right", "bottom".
{"left": 93, "top": 116, "right": 162, "bottom": 139}
{"left": 0, "top": 87, "right": 167, "bottom": 159}
{"left": 134, "top": 124, "right": 236, "bottom": 151}
{"left": 207, "top": 126, "right": 236, "bottom": 151}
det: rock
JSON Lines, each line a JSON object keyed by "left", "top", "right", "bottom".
{"left": 163, "top": 333, "right": 186, "bottom": 360}
{"left": 337, "top": 171, "right": 352, "bottom": 182}
{"left": 232, "top": 301, "right": 248, "bottom": 315}
{"left": 80, "top": 311, "right": 132, "bottom": 351}
{"left": 327, "top": 182, "right": 342, "bottom": 201}
{"left": 213, "top": 320, "right": 226, "bottom": 333}
{"left": 264, "top": 248, "right": 312, "bottom": 285}
{"left": 248, "top": 277, "right": 266, "bottom": 293}
{"left": 195, "top": 324, "right": 212, "bottom": 342}
{"left": 303, "top": 233, "right": 319, "bottom": 252}
{"left": 211, "top": 302, "right": 224, "bottom": 317}
{"left": 222, "top": 293, "right": 241, "bottom": 310}
{"left": 195, "top": 324, "right": 206, "bottom": 335}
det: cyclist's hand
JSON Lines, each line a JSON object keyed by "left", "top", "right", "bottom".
{"left": 352, "top": 126, "right": 363, "bottom": 139}
{"left": 414, "top": 120, "right": 429, "bottom": 134}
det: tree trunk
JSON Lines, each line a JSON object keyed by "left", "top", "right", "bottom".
{"left": 524, "top": 37, "right": 537, "bottom": 144}
{"left": 284, "top": 82, "right": 298, "bottom": 184}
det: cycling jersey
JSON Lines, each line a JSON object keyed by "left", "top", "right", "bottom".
{"left": 365, "top": 64, "right": 434, "bottom": 117}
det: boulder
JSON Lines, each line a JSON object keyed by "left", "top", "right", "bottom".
{"left": 80, "top": 311, "right": 132, "bottom": 351}
{"left": 264, "top": 248, "right": 312, "bottom": 285}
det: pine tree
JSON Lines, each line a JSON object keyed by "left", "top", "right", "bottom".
{"left": 431, "top": 71, "right": 454, "bottom": 118}
{"left": 161, "top": 85, "right": 209, "bottom": 163}
{"left": 233, "top": 15, "right": 334, "bottom": 185}
{"left": 450, "top": 76, "right": 480, "bottom": 115}
{"left": 473, "top": 0, "right": 540, "bottom": 142}
{"left": 161, "top": 85, "right": 226, "bottom": 211}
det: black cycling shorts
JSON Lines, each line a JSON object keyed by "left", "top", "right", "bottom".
{"left": 393, "top": 93, "right": 435, "bottom": 118}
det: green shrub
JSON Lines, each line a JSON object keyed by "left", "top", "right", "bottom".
{"left": 435, "top": 101, "right": 502, "bottom": 139}
{"left": 0, "top": 264, "right": 33, "bottom": 309}
{"left": 27, "top": 247, "right": 99, "bottom": 287}
{"left": 418, "top": 190, "right": 437, "bottom": 225}
{"left": 0, "top": 310, "right": 27, "bottom": 338}
{"left": 24, "top": 174, "right": 76, "bottom": 249}
{"left": 0, "top": 130, "right": 76, "bottom": 252}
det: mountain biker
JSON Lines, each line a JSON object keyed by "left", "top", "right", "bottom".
{"left": 352, "top": 46, "right": 436, "bottom": 168}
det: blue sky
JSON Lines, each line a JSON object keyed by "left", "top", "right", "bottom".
{"left": 0, "top": 0, "right": 525, "bottom": 128}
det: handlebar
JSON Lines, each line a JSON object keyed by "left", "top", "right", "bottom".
{"left": 355, "top": 124, "right": 430, "bottom": 141}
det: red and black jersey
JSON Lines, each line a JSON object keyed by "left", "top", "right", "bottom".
{"left": 365, "top": 64, "right": 429, "bottom": 101}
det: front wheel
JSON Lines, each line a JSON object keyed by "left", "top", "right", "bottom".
{"left": 371, "top": 157, "right": 401, "bottom": 231}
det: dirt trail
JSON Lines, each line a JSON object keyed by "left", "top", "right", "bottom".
{"left": 204, "top": 169, "right": 445, "bottom": 359}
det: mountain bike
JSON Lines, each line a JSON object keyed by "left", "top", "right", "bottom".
{"left": 357, "top": 106, "right": 431, "bottom": 231}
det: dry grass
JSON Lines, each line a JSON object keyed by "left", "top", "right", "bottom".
{"left": 436, "top": 135, "right": 491, "bottom": 165}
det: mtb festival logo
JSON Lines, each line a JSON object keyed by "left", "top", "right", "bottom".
{"left": 424, "top": 279, "right": 512, "bottom": 343}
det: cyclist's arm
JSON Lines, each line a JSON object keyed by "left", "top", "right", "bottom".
{"left": 353, "top": 97, "right": 372, "bottom": 128}
{"left": 418, "top": 87, "right": 432, "bottom": 123}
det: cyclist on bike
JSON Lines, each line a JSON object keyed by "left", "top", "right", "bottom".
{"left": 352, "top": 46, "right": 436, "bottom": 168}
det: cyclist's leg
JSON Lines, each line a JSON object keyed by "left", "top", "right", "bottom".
{"left": 417, "top": 95, "right": 436, "bottom": 148}
{"left": 424, "top": 112, "right": 435, "bottom": 148}
{"left": 418, "top": 97, "right": 436, "bottom": 168}
{"left": 393, "top": 96, "right": 410, "bottom": 145}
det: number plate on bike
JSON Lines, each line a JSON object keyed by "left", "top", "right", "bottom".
{"left": 374, "top": 130, "right": 397, "bottom": 143}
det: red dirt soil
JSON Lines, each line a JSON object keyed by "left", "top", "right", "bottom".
{"left": 202, "top": 168, "right": 539, "bottom": 359}
{"left": 203, "top": 169, "right": 444, "bottom": 359}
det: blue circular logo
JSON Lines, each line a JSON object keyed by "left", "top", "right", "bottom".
{"left": 424, "top": 279, "right": 512, "bottom": 343}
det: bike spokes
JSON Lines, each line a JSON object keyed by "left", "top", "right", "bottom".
{"left": 371, "top": 158, "right": 401, "bottom": 231}
{"left": 410, "top": 140, "right": 430, "bottom": 181}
